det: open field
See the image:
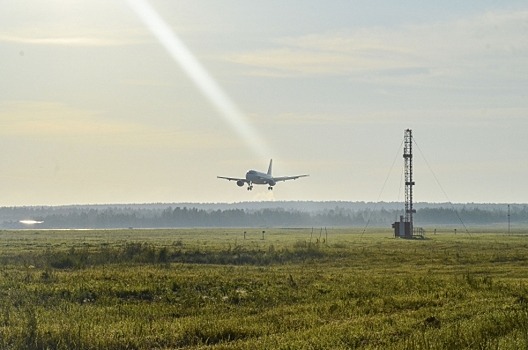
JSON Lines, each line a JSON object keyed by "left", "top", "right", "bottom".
{"left": 1, "top": 228, "right": 528, "bottom": 349}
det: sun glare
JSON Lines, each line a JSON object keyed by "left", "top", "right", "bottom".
{"left": 19, "top": 220, "right": 44, "bottom": 225}
{"left": 126, "top": 0, "right": 270, "bottom": 159}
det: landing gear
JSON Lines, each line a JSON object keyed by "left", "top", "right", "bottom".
{"left": 247, "top": 185, "right": 253, "bottom": 191}
{"left": 267, "top": 186, "right": 274, "bottom": 191}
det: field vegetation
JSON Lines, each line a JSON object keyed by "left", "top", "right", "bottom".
{"left": 1, "top": 228, "right": 528, "bottom": 349}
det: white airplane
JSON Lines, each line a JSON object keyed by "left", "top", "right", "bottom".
{"left": 218, "top": 159, "right": 308, "bottom": 191}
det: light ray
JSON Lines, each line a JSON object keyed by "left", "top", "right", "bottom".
{"left": 126, "top": 0, "right": 269, "bottom": 158}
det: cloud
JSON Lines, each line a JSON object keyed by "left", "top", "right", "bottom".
{"left": 227, "top": 9, "right": 528, "bottom": 83}
{"left": 0, "top": 101, "right": 124, "bottom": 136}
{"left": 0, "top": 101, "right": 228, "bottom": 149}
{"left": 0, "top": 0, "right": 145, "bottom": 47}
{"left": 228, "top": 47, "right": 413, "bottom": 77}
{"left": 0, "top": 33, "right": 135, "bottom": 47}
{"left": 252, "top": 104, "right": 528, "bottom": 131}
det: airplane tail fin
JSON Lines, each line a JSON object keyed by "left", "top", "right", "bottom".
{"left": 267, "top": 159, "right": 273, "bottom": 176}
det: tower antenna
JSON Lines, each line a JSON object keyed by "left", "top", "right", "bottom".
{"left": 392, "top": 129, "right": 424, "bottom": 238}
{"left": 404, "top": 129, "right": 415, "bottom": 232}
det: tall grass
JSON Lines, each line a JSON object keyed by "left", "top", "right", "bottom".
{"left": 0, "top": 229, "right": 527, "bottom": 349}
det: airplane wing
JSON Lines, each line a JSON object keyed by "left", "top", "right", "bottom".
{"left": 273, "top": 175, "right": 309, "bottom": 182}
{"left": 217, "top": 176, "right": 249, "bottom": 183}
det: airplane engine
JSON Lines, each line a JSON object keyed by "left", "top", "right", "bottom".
{"left": 236, "top": 180, "right": 245, "bottom": 187}
{"left": 267, "top": 180, "right": 276, "bottom": 186}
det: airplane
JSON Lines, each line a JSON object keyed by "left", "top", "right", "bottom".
{"left": 217, "top": 159, "right": 308, "bottom": 191}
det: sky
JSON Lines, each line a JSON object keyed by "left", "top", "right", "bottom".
{"left": 0, "top": 0, "right": 527, "bottom": 206}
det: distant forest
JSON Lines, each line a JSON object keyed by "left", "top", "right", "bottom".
{"left": 1, "top": 201, "right": 526, "bottom": 229}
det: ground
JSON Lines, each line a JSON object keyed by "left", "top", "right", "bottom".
{"left": 0, "top": 228, "right": 527, "bottom": 349}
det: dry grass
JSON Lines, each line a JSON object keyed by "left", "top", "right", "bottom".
{"left": 1, "top": 228, "right": 527, "bottom": 349}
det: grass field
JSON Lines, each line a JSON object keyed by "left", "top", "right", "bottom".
{"left": 1, "top": 228, "right": 528, "bottom": 349}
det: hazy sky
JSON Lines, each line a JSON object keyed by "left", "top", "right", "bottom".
{"left": 1, "top": 0, "right": 527, "bottom": 206}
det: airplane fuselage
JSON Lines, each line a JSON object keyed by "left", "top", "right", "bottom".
{"left": 245, "top": 170, "right": 276, "bottom": 186}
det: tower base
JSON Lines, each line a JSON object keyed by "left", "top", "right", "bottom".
{"left": 392, "top": 216, "right": 425, "bottom": 239}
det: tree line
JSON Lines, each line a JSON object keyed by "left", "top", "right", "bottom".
{"left": 1, "top": 204, "right": 526, "bottom": 229}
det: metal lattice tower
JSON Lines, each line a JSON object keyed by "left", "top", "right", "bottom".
{"left": 403, "top": 129, "right": 416, "bottom": 233}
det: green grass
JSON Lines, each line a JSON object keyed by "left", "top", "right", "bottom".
{"left": 1, "top": 228, "right": 528, "bottom": 349}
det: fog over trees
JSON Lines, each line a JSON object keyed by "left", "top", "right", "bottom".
{"left": 1, "top": 202, "right": 526, "bottom": 229}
